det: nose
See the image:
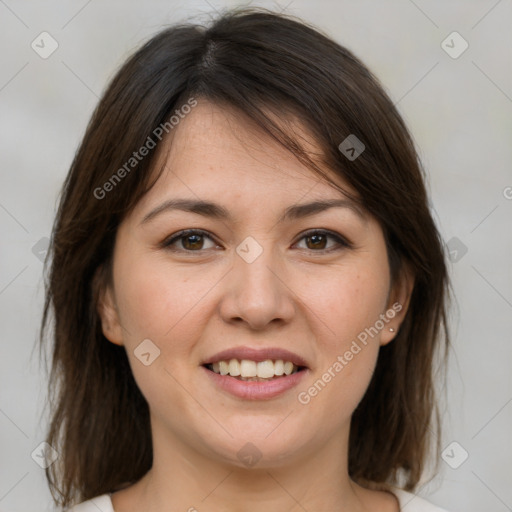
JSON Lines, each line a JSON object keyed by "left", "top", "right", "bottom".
{"left": 218, "top": 243, "right": 296, "bottom": 331}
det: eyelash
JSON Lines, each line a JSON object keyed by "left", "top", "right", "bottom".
{"left": 161, "top": 228, "right": 352, "bottom": 255}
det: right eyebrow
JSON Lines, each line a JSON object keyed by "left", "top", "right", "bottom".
{"left": 140, "top": 199, "right": 232, "bottom": 225}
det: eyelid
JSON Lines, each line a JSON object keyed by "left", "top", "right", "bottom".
{"left": 294, "top": 228, "right": 353, "bottom": 251}
{"left": 161, "top": 228, "right": 353, "bottom": 253}
{"left": 161, "top": 228, "right": 221, "bottom": 251}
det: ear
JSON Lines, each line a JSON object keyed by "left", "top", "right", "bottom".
{"left": 380, "top": 263, "right": 415, "bottom": 346}
{"left": 94, "top": 265, "right": 124, "bottom": 346}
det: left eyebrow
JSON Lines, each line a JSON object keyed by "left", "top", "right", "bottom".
{"left": 139, "top": 197, "right": 367, "bottom": 226}
{"left": 281, "top": 198, "right": 367, "bottom": 223}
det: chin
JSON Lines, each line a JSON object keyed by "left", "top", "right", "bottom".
{"left": 200, "top": 422, "right": 311, "bottom": 469}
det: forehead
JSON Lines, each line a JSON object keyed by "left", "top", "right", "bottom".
{"left": 133, "top": 99, "right": 359, "bottom": 217}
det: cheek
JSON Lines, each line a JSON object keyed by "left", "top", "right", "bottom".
{"left": 297, "top": 298, "right": 382, "bottom": 432}
{"left": 341, "top": 271, "right": 388, "bottom": 336}
{"left": 296, "top": 259, "right": 389, "bottom": 418}
{"left": 114, "top": 254, "right": 210, "bottom": 341}
{"left": 112, "top": 253, "right": 223, "bottom": 399}
{"left": 111, "top": 255, "right": 208, "bottom": 413}
{"left": 114, "top": 262, "right": 168, "bottom": 337}
{"left": 310, "top": 262, "right": 390, "bottom": 348}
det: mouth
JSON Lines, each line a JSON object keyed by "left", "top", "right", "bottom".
{"left": 200, "top": 346, "right": 310, "bottom": 399}
{"left": 202, "top": 359, "right": 307, "bottom": 381}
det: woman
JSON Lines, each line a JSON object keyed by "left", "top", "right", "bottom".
{"left": 40, "top": 7, "right": 452, "bottom": 511}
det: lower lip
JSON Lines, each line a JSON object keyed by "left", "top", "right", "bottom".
{"left": 202, "top": 366, "right": 308, "bottom": 400}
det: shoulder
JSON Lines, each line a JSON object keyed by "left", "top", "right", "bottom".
{"left": 392, "top": 488, "right": 451, "bottom": 512}
{"left": 65, "top": 494, "right": 114, "bottom": 512}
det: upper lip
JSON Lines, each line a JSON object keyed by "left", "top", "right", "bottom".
{"left": 202, "top": 346, "right": 309, "bottom": 368}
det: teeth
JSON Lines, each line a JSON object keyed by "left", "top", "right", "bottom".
{"left": 257, "top": 360, "right": 275, "bottom": 378}
{"left": 207, "top": 359, "right": 301, "bottom": 378}
{"left": 219, "top": 361, "right": 229, "bottom": 376}
{"left": 240, "top": 360, "right": 257, "bottom": 377}
{"left": 283, "top": 361, "right": 294, "bottom": 376}
{"left": 274, "top": 360, "right": 284, "bottom": 376}
{"left": 228, "top": 358, "right": 241, "bottom": 376}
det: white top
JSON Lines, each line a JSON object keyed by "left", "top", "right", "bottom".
{"left": 67, "top": 489, "right": 450, "bottom": 511}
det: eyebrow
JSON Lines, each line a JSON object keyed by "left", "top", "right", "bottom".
{"left": 140, "top": 197, "right": 367, "bottom": 226}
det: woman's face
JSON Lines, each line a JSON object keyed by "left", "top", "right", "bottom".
{"left": 99, "top": 100, "right": 410, "bottom": 470}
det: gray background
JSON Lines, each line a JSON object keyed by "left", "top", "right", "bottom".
{"left": 1, "top": 0, "right": 511, "bottom": 511}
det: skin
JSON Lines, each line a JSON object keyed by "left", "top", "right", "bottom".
{"left": 98, "top": 100, "right": 413, "bottom": 512}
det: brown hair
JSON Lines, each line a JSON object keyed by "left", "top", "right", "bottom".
{"left": 39, "top": 7, "right": 451, "bottom": 509}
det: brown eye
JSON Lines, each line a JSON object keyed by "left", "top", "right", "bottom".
{"left": 305, "top": 233, "right": 328, "bottom": 250}
{"left": 162, "top": 228, "right": 351, "bottom": 254}
{"left": 295, "top": 230, "right": 351, "bottom": 253}
{"left": 162, "top": 229, "right": 218, "bottom": 252}
{"left": 181, "top": 233, "right": 205, "bottom": 250}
